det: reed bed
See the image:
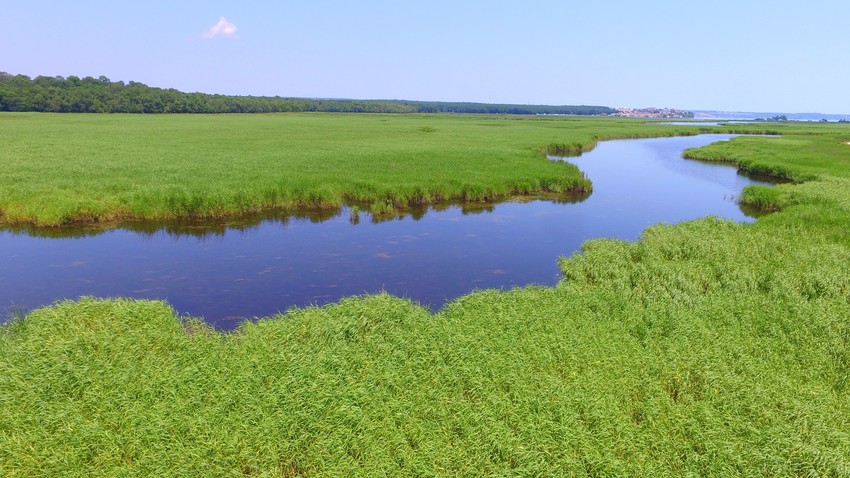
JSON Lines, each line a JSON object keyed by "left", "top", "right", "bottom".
{"left": 0, "top": 113, "right": 781, "bottom": 227}
{"left": 2, "top": 118, "right": 849, "bottom": 475}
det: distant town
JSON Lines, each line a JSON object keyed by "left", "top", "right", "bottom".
{"left": 612, "top": 107, "right": 694, "bottom": 119}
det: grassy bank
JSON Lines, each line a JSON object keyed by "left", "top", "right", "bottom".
{"left": 2, "top": 122, "right": 850, "bottom": 475}
{"left": 0, "top": 113, "right": 780, "bottom": 227}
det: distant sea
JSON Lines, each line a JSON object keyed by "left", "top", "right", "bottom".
{"left": 693, "top": 110, "right": 850, "bottom": 122}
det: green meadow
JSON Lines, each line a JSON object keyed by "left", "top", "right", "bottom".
{"left": 2, "top": 115, "right": 850, "bottom": 475}
{"left": 0, "top": 112, "right": 774, "bottom": 227}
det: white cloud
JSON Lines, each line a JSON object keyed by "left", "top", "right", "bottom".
{"left": 202, "top": 17, "right": 238, "bottom": 39}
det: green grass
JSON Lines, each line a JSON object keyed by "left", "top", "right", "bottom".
{"left": 2, "top": 117, "right": 850, "bottom": 475}
{"left": 0, "top": 112, "right": 781, "bottom": 227}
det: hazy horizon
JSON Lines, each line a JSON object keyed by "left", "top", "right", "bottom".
{"left": 3, "top": 1, "right": 849, "bottom": 114}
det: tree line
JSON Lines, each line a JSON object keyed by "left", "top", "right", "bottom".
{"left": 0, "top": 73, "right": 616, "bottom": 116}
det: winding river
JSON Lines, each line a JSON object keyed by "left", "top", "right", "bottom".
{"left": 0, "top": 134, "right": 773, "bottom": 329}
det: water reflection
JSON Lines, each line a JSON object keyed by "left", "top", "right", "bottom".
{"left": 2, "top": 193, "right": 591, "bottom": 240}
{"left": 1, "top": 134, "right": 774, "bottom": 329}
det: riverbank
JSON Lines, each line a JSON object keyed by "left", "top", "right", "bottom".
{"left": 2, "top": 125, "right": 849, "bottom": 475}
{"left": 0, "top": 113, "right": 784, "bottom": 228}
{"left": 1, "top": 134, "right": 766, "bottom": 326}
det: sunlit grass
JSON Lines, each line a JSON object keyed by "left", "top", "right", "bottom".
{"left": 0, "top": 112, "right": 784, "bottom": 227}
{"left": 2, "top": 117, "right": 850, "bottom": 475}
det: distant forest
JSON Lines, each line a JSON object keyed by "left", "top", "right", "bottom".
{"left": 0, "top": 73, "right": 616, "bottom": 116}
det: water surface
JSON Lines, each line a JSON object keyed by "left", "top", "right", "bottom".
{"left": 1, "top": 134, "right": 772, "bottom": 329}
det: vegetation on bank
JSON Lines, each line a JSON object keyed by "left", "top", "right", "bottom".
{"left": 1, "top": 118, "right": 849, "bottom": 475}
{"left": 0, "top": 113, "right": 789, "bottom": 228}
{"left": 0, "top": 73, "right": 615, "bottom": 115}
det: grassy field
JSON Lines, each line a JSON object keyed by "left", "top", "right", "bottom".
{"left": 2, "top": 117, "right": 850, "bottom": 475}
{"left": 0, "top": 112, "right": 779, "bottom": 227}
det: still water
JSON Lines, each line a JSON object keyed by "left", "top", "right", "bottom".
{"left": 1, "top": 134, "right": 772, "bottom": 329}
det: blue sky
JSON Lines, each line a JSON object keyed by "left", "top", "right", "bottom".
{"left": 3, "top": 1, "right": 848, "bottom": 113}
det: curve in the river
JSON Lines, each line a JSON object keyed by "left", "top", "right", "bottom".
{"left": 0, "top": 134, "right": 774, "bottom": 329}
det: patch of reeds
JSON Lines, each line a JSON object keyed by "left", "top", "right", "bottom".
{"left": 0, "top": 113, "right": 792, "bottom": 228}
{"left": 2, "top": 123, "right": 850, "bottom": 475}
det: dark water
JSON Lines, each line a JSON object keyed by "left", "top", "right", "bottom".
{"left": 1, "top": 134, "right": 773, "bottom": 329}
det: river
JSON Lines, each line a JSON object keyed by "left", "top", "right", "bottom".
{"left": 0, "top": 134, "right": 773, "bottom": 329}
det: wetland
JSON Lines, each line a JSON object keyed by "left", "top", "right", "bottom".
{"left": 2, "top": 114, "right": 849, "bottom": 475}
{"left": 1, "top": 134, "right": 772, "bottom": 328}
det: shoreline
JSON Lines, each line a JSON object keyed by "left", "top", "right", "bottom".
{"left": 0, "top": 126, "right": 780, "bottom": 231}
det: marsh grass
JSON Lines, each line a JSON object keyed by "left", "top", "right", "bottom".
{"left": 2, "top": 118, "right": 850, "bottom": 475}
{"left": 2, "top": 211, "right": 849, "bottom": 476}
{"left": 0, "top": 113, "right": 781, "bottom": 227}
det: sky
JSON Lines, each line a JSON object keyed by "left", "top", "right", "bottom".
{"left": 2, "top": 1, "right": 849, "bottom": 113}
